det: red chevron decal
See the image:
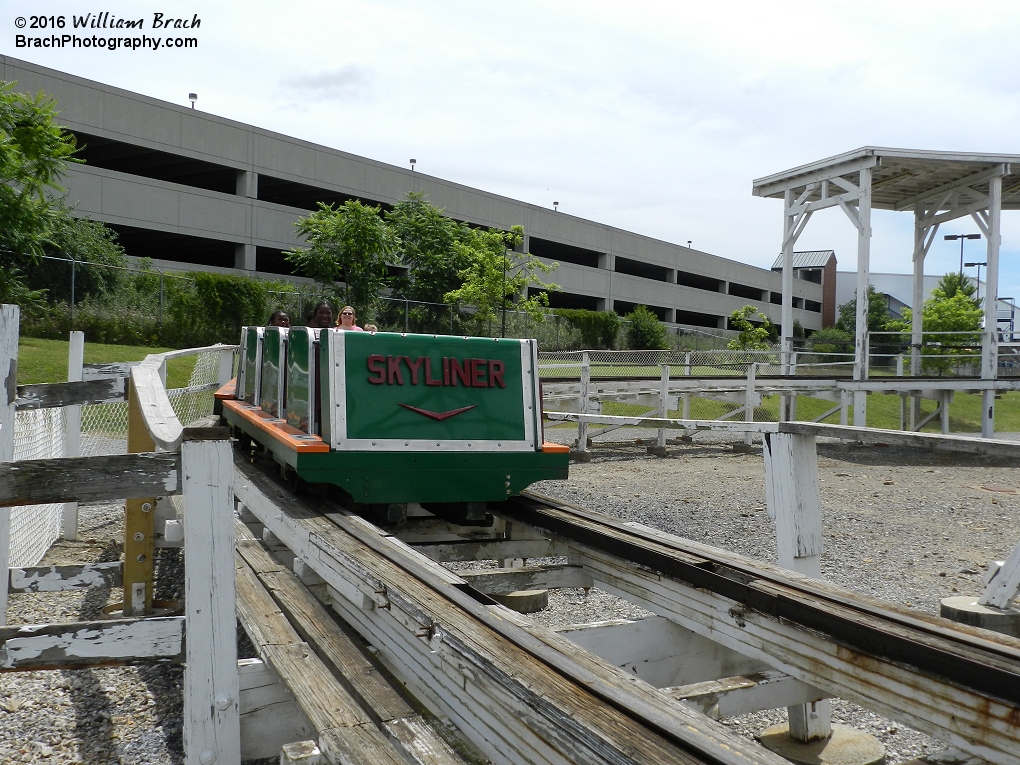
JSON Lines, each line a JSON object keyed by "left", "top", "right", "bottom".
{"left": 399, "top": 403, "right": 477, "bottom": 421}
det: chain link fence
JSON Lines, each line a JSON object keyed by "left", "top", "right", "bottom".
{"left": 11, "top": 350, "right": 226, "bottom": 569}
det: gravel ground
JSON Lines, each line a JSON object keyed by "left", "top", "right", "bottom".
{"left": 2, "top": 428, "right": 1016, "bottom": 763}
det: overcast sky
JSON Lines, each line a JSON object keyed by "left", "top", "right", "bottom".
{"left": 9, "top": 0, "right": 1020, "bottom": 300}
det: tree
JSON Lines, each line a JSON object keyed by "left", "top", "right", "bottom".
{"left": 0, "top": 80, "right": 80, "bottom": 303}
{"left": 285, "top": 200, "right": 395, "bottom": 314}
{"left": 889, "top": 278, "right": 983, "bottom": 375}
{"left": 554, "top": 308, "right": 620, "bottom": 349}
{"left": 443, "top": 225, "right": 559, "bottom": 335}
{"left": 727, "top": 305, "right": 774, "bottom": 350}
{"left": 932, "top": 271, "right": 978, "bottom": 304}
{"left": 24, "top": 209, "right": 127, "bottom": 303}
{"left": 625, "top": 305, "right": 668, "bottom": 350}
{"left": 386, "top": 191, "right": 471, "bottom": 303}
{"left": 836, "top": 285, "right": 893, "bottom": 336}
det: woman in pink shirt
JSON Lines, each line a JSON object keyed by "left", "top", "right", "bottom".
{"left": 335, "top": 305, "right": 365, "bottom": 331}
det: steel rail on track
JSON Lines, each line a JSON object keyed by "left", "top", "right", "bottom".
{"left": 502, "top": 492, "right": 1020, "bottom": 706}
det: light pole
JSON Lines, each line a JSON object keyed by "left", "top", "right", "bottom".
{"left": 945, "top": 233, "right": 981, "bottom": 278}
{"left": 965, "top": 261, "right": 988, "bottom": 303}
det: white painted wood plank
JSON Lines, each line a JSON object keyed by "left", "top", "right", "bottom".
{"left": 979, "top": 539, "right": 1020, "bottom": 609}
{"left": 0, "top": 616, "right": 183, "bottom": 669}
{"left": 10, "top": 561, "right": 122, "bottom": 592}
{"left": 183, "top": 439, "right": 240, "bottom": 765}
{"left": 238, "top": 658, "right": 315, "bottom": 761}
{"left": 62, "top": 331, "right": 84, "bottom": 541}
{"left": 0, "top": 304, "right": 18, "bottom": 626}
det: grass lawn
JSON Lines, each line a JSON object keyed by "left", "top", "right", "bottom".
{"left": 17, "top": 337, "right": 198, "bottom": 389}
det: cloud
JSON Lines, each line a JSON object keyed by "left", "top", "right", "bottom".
{"left": 280, "top": 66, "right": 373, "bottom": 103}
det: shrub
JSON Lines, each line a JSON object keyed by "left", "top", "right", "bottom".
{"left": 624, "top": 305, "right": 668, "bottom": 350}
{"left": 553, "top": 308, "right": 619, "bottom": 349}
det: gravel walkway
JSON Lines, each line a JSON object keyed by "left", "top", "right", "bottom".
{"left": 1, "top": 429, "right": 1016, "bottom": 763}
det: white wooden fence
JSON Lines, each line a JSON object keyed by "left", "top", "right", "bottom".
{"left": 0, "top": 304, "right": 241, "bottom": 764}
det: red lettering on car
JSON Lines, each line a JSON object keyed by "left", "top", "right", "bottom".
{"left": 367, "top": 355, "right": 385, "bottom": 384}
{"left": 471, "top": 358, "right": 487, "bottom": 387}
{"left": 450, "top": 357, "right": 470, "bottom": 386}
{"left": 403, "top": 356, "right": 423, "bottom": 385}
{"left": 489, "top": 359, "right": 505, "bottom": 388}
{"left": 424, "top": 357, "right": 442, "bottom": 386}
{"left": 387, "top": 356, "right": 404, "bottom": 385}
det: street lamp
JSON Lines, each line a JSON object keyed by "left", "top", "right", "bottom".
{"left": 965, "top": 261, "right": 988, "bottom": 302}
{"left": 944, "top": 233, "right": 981, "bottom": 277}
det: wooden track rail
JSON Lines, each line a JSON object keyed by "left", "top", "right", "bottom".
{"left": 235, "top": 452, "right": 1020, "bottom": 765}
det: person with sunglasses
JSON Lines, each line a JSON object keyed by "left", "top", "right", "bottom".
{"left": 335, "top": 305, "right": 365, "bottom": 331}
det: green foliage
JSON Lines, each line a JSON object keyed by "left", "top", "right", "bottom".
{"left": 888, "top": 283, "right": 983, "bottom": 375}
{"left": 443, "top": 225, "right": 559, "bottom": 333}
{"left": 836, "top": 285, "right": 893, "bottom": 335}
{"left": 807, "top": 326, "right": 853, "bottom": 355}
{"left": 0, "top": 80, "right": 81, "bottom": 303}
{"left": 285, "top": 200, "right": 395, "bottom": 315}
{"left": 933, "top": 271, "right": 978, "bottom": 304}
{"left": 386, "top": 191, "right": 471, "bottom": 303}
{"left": 553, "top": 309, "right": 619, "bottom": 349}
{"left": 21, "top": 267, "right": 295, "bottom": 347}
{"left": 23, "top": 211, "right": 127, "bottom": 303}
{"left": 624, "top": 305, "right": 668, "bottom": 350}
{"left": 727, "top": 305, "right": 773, "bottom": 350}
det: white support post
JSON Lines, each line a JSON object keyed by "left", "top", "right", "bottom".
{"left": 853, "top": 167, "right": 873, "bottom": 427}
{"left": 979, "top": 540, "right": 1020, "bottom": 610}
{"left": 62, "top": 331, "right": 84, "bottom": 541}
{"left": 182, "top": 438, "right": 240, "bottom": 765}
{"left": 911, "top": 203, "right": 927, "bottom": 379}
{"left": 763, "top": 431, "right": 830, "bottom": 742}
{"left": 684, "top": 351, "right": 692, "bottom": 377}
{"left": 895, "top": 355, "right": 904, "bottom": 377}
{"left": 218, "top": 347, "right": 235, "bottom": 387}
{"left": 682, "top": 352, "right": 691, "bottom": 420}
{"left": 657, "top": 364, "right": 669, "bottom": 449}
{"left": 0, "top": 305, "right": 18, "bottom": 626}
{"left": 744, "top": 362, "right": 756, "bottom": 446}
{"left": 981, "top": 174, "right": 1002, "bottom": 439}
{"left": 839, "top": 389, "right": 848, "bottom": 427}
{"left": 577, "top": 352, "right": 590, "bottom": 454}
{"left": 941, "top": 390, "right": 951, "bottom": 435}
{"left": 781, "top": 190, "right": 795, "bottom": 375}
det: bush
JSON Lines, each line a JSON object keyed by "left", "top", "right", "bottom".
{"left": 624, "top": 305, "right": 668, "bottom": 350}
{"left": 553, "top": 308, "right": 619, "bottom": 349}
{"left": 20, "top": 267, "right": 298, "bottom": 348}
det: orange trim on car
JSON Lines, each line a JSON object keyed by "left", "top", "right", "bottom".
{"left": 221, "top": 397, "right": 330, "bottom": 453}
{"left": 214, "top": 379, "right": 237, "bottom": 400}
{"left": 541, "top": 442, "right": 570, "bottom": 454}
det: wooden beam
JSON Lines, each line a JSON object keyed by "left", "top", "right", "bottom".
{"left": 10, "top": 561, "right": 122, "bottom": 592}
{"left": 665, "top": 671, "right": 826, "bottom": 719}
{"left": 235, "top": 458, "right": 791, "bottom": 765}
{"left": 410, "top": 538, "right": 568, "bottom": 562}
{"left": 0, "top": 616, "right": 183, "bottom": 670}
{"left": 779, "top": 421, "right": 1020, "bottom": 456}
{"left": 458, "top": 564, "right": 592, "bottom": 594}
{"left": 14, "top": 378, "right": 125, "bottom": 410}
{"left": 238, "top": 657, "right": 316, "bottom": 762}
{"left": 182, "top": 438, "right": 240, "bottom": 765}
{"left": 0, "top": 453, "right": 182, "bottom": 507}
{"left": 130, "top": 363, "right": 184, "bottom": 451}
{"left": 234, "top": 521, "right": 472, "bottom": 764}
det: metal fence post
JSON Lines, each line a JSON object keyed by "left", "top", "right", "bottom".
{"left": 69, "top": 258, "right": 76, "bottom": 330}
{"left": 578, "top": 352, "right": 590, "bottom": 454}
